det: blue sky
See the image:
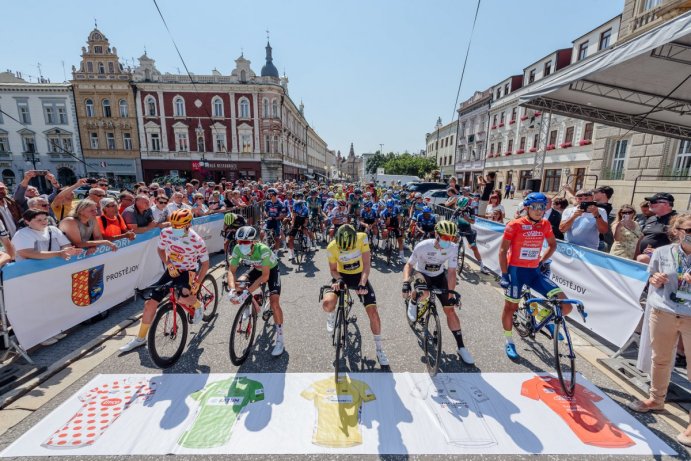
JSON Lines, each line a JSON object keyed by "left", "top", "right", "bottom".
{"left": 2, "top": 0, "right": 623, "bottom": 156}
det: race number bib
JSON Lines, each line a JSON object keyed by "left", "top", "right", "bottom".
{"left": 519, "top": 247, "right": 540, "bottom": 260}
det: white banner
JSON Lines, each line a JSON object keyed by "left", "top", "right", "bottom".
{"left": 2, "top": 215, "right": 224, "bottom": 351}
{"left": 0, "top": 372, "right": 674, "bottom": 456}
{"left": 470, "top": 218, "right": 647, "bottom": 348}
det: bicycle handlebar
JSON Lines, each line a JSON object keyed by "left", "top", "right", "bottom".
{"left": 413, "top": 284, "right": 461, "bottom": 299}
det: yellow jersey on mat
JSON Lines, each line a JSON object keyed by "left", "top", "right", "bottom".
{"left": 326, "top": 232, "right": 370, "bottom": 274}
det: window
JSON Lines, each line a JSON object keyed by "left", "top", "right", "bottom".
{"left": 98, "top": 62, "right": 105, "bottom": 74}
{"left": 673, "top": 140, "right": 691, "bottom": 177}
{"left": 611, "top": 140, "right": 628, "bottom": 179}
{"left": 214, "top": 132, "right": 226, "bottom": 152}
{"left": 533, "top": 134, "right": 539, "bottom": 148}
{"left": 44, "top": 106, "right": 55, "bottom": 124}
{"left": 504, "top": 83, "right": 509, "bottom": 95}
{"left": 543, "top": 169, "right": 562, "bottom": 192}
{"left": 265, "top": 134, "right": 270, "bottom": 152}
{"left": 195, "top": 134, "right": 205, "bottom": 152}
{"left": 150, "top": 133, "right": 161, "bottom": 151}
{"left": 22, "top": 134, "right": 36, "bottom": 153}
{"left": 94, "top": 45, "right": 103, "bottom": 54}
{"left": 599, "top": 28, "right": 612, "bottom": 50}
{"left": 544, "top": 60, "right": 552, "bottom": 76}
{"left": 507, "top": 139, "right": 513, "bottom": 152}
{"left": 174, "top": 97, "right": 185, "bottom": 117}
{"left": 108, "top": 62, "right": 114, "bottom": 74}
{"left": 106, "top": 132, "right": 115, "bottom": 150}
{"left": 528, "top": 69, "right": 536, "bottom": 84}
{"left": 564, "top": 126, "right": 574, "bottom": 144}
{"left": 119, "top": 99, "right": 128, "bottom": 117}
{"left": 176, "top": 131, "right": 189, "bottom": 151}
{"left": 0, "top": 134, "right": 8, "bottom": 153}
{"left": 102, "top": 99, "right": 111, "bottom": 118}
{"left": 549, "top": 130, "right": 558, "bottom": 145}
{"left": 146, "top": 96, "right": 157, "bottom": 116}
{"left": 272, "top": 100, "right": 278, "bottom": 118}
{"left": 272, "top": 135, "right": 279, "bottom": 153}
{"left": 17, "top": 101, "right": 30, "bottom": 124}
{"left": 90, "top": 132, "right": 99, "bottom": 149}
{"left": 519, "top": 170, "right": 532, "bottom": 189}
{"left": 519, "top": 136, "right": 526, "bottom": 150}
{"left": 213, "top": 97, "right": 223, "bottom": 117}
{"left": 500, "top": 112, "right": 505, "bottom": 124}
{"left": 62, "top": 137, "right": 73, "bottom": 152}
{"left": 578, "top": 41, "right": 588, "bottom": 61}
{"left": 241, "top": 134, "right": 252, "bottom": 152}
{"left": 643, "top": 0, "right": 663, "bottom": 10}
{"left": 123, "top": 133, "right": 132, "bottom": 150}
{"left": 239, "top": 99, "right": 250, "bottom": 118}
{"left": 493, "top": 114, "right": 498, "bottom": 126}
{"left": 85, "top": 99, "right": 94, "bottom": 117}
{"left": 57, "top": 105, "right": 67, "bottom": 124}
{"left": 496, "top": 88, "right": 501, "bottom": 99}
{"left": 489, "top": 143, "right": 494, "bottom": 154}
{"left": 497, "top": 141, "right": 502, "bottom": 153}
{"left": 511, "top": 108, "right": 517, "bottom": 122}
{"left": 263, "top": 99, "right": 269, "bottom": 118}
{"left": 583, "top": 122, "right": 594, "bottom": 141}
{"left": 86, "top": 61, "right": 93, "bottom": 73}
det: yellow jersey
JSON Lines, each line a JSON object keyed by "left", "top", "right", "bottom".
{"left": 326, "top": 232, "right": 370, "bottom": 274}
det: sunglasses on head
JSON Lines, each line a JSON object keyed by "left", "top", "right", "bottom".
{"left": 439, "top": 234, "right": 456, "bottom": 242}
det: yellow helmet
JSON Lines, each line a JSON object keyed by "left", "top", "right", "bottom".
{"left": 170, "top": 209, "right": 194, "bottom": 228}
{"left": 434, "top": 220, "right": 457, "bottom": 238}
{"left": 335, "top": 224, "right": 357, "bottom": 251}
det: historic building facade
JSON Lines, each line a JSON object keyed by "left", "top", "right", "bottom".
{"left": 425, "top": 117, "right": 457, "bottom": 180}
{"left": 71, "top": 28, "right": 141, "bottom": 185}
{"left": 454, "top": 89, "right": 492, "bottom": 188}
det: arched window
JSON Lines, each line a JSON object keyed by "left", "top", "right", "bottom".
{"left": 272, "top": 100, "right": 278, "bottom": 118}
{"left": 212, "top": 97, "right": 223, "bottom": 117}
{"left": 240, "top": 70, "right": 247, "bottom": 82}
{"left": 239, "top": 99, "right": 250, "bottom": 119}
{"left": 102, "top": 99, "right": 111, "bottom": 117}
{"left": 146, "top": 96, "right": 157, "bottom": 117}
{"left": 174, "top": 97, "right": 185, "bottom": 117}
{"left": 85, "top": 99, "right": 94, "bottom": 117}
{"left": 98, "top": 62, "right": 105, "bottom": 74}
{"left": 263, "top": 98, "right": 269, "bottom": 118}
{"left": 119, "top": 99, "right": 128, "bottom": 118}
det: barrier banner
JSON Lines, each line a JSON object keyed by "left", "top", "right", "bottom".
{"left": 2, "top": 215, "right": 224, "bottom": 351}
{"left": 470, "top": 218, "right": 647, "bottom": 348}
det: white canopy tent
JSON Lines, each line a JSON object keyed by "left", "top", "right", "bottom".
{"left": 520, "top": 11, "right": 691, "bottom": 140}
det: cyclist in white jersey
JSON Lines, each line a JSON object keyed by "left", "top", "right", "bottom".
{"left": 402, "top": 220, "right": 474, "bottom": 364}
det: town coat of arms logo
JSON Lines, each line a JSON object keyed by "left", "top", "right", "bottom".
{"left": 71, "top": 265, "right": 105, "bottom": 307}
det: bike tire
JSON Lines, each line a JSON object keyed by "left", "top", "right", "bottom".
{"left": 229, "top": 301, "right": 257, "bottom": 366}
{"left": 148, "top": 302, "right": 188, "bottom": 369}
{"left": 423, "top": 306, "right": 442, "bottom": 376}
{"left": 457, "top": 242, "right": 466, "bottom": 277}
{"left": 334, "top": 305, "right": 346, "bottom": 382}
{"left": 554, "top": 319, "right": 576, "bottom": 397}
{"left": 200, "top": 274, "right": 219, "bottom": 322}
{"left": 513, "top": 302, "right": 535, "bottom": 339}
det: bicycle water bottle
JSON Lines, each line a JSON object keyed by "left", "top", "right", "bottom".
{"left": 530, "top": 302, "right": 539, "bottom": 317}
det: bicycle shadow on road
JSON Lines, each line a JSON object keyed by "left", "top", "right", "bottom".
{"left": 342, "top": 314, "right": 390, "bottom": 375}
{"left": 362, "top": 372, "right": 413, "bottom": 458}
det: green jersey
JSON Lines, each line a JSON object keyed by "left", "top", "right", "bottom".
{"left": 178, "top": 376, "right": 264, "bottom": 449}
{"left": 229, "top": 242, "right": 278, "bottom": 269}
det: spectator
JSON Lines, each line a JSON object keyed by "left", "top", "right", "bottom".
{"left": 544, "top": 196, "right": 564, "bottom": 240}
{"left": 59, "top": 199, "right": 118, "bottom": 254}
{"left": 448, "top": 176, "right": 458, "bottom": 194}
{"left": 504, "top": 183, "right": 511, "bottom": 199}
{"left": 636, "top": 193, "right": 677, "bottom": 264}
{"left": 207, "top": 191, "right": 225, "bottom": 213}
{"left": 151, "top": 195, "right": 170, "bottom": 223}
{"left": 477, "top": 172, "right": 496, "bottom": 216}
{"left": 12, "top": 209, "right": 81, "bottom": 261}
{"left": 0, "top": 182, "right": 22, "bottom": 237}
{"left": 191, "top": 193, "right": 209, "bottom": 217}
{"left": 27, "top": 197, "right": 57, "bottom": 226}
{"left": 552, "top": 197, "right": 569, "bottom": 214}
{"left": 124, "top": 195, "right": 168, "bottom": 234}
{"left": 97, "top": 179, "right": 109, "bottom": 191}
{"left": 98, "top": 197, "right": 135, "bottom": 241}
{"left": 163, "top": 182, "right": 173, "bottom": 198}
{"left": 14, "top": 171, "right": 44, "bottom": 213}
{"left": 118, "top": 192, "right": 135, "bottom": 215}
{"left": 594, "top": 186, "right": 615, "bottom": 252}
{"left": 185, "top": 183, "right": 196, "bottom": 203}
{"left": 610, "top": 205, "right": 643, "bottom": 260}
{"left": 559, "top": 189, "right": 609, "bottom": 250}
{"left": 51, "top": 178, "right": 88, "bottom": 222}
{"left": 87, "top": 188, "right": 106, "bottom": 214}
{"left": 636, "top": 200, "right": 654, "bottom": 228}
{"left": 167, "top": 191, "right": 192, "bottom": 213}
{"left": 509, "top": 182, "right": 515, "bottom": 199}
{"left": 513, "top": 190, "right": 532, "bottom": 219}
{"left": 628, "top": 213, "right": 691, "bottom": 447}
{"left": 444, "top": 187, "right": 459, "bottom": 209}
{"left": 485, "top": 193, "right": 505, "bottom": 222}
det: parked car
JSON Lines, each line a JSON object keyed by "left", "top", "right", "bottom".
{"left": 74, "top": 185, "right": 119, "bottom": 200}
{"left": 422, "top": 189, "right": 449, "bottom": 207}
{"left": 407, "top": 182, "right": 447, "bottom": 195}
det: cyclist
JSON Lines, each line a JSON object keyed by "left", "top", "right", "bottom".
{"left": 402, "top": 220, "right": 474, "bottom": 364}
{"left": 322, "top": 225, "right": 389, "bottom": 366}
{"left": 380, "top": 199, "right": 405, "bottom": 259}
{"left": 120, "top": 209, "right": 209, "bottom": 352}
{"left": 498, "top": 192, "right": 571, "bottom": 360}
{"left": 263, "top": 188, "right": 284, "bottom": 253}
{"left": 359, "top": 201, "right": 379, "bottom": 239}
{"left": 287, "top": 192, "right": 315, "bottom": 260}
{"left": 347, "top": 189, "right": 362, "bottom": 219}
{"left": 306, "top": 189, "right": 323, "bottom": 234}
{"left": 222, "top": 212, "right": 246, "bottom": 259}
{"left": 454, "top": 196, "right": 490, "bottom": 275}
{"left": 227, "top": 226, "right": 285, "bottom": 357}
{"left": 413, "top": 206, "right": 437, "bottom": 240}
{"left": 328, "top": 200, "right": 349, "bottom": 238}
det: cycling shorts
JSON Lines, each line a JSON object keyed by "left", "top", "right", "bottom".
{"left": 245, "top": 266, "right": 282, "bottom": 296}
{"left": 457, "top": 224, "right": 477, "bottom": 247}
{"left": 411, "top": 270, "right": 457, "bottom": 307}
{"left": 324, "top": 272, "right": 376, "bottom": 307}
{"left": 504, "top": 265, "right": 562, "bottom": 303}
{"left": 264, "top": 219, "right": 281, "bottom": 236}
{"left": 289, "top": 217, "right": 308, "bottom": 237}
{"left": 146, "top": 270, "right": 194, "bottom": 303}
{"left": 385, "top": 227, "right": 402, "bottom": 238}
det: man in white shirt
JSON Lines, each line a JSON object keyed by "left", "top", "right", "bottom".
{"left": 559, "top": 189, "right": 609, "bottom": 250}
{"left": 166, "top": 192, "right": 192, "bottom": 213}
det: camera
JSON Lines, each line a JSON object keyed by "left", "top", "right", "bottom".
{"left": 579, "top": 201, "right": 596, "bottom": 211}
{"left": 85, "top": 178, "right": 98, "bottom": 185}
{"left": 33, "top": 170, "right": 48, "bottom": 176}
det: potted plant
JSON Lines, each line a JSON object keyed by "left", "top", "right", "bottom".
{"left": 560, "top": 142, "right": 573, "bottom": 149}
{"left": 546, "top": 144, "right": 556, "bottom": 151}
{"left": 534, "top": 111, "right": 542, "bottom": 117}
{"left": 520, "top": 115, "right": 529, "bottom": 121}
{"left": 505, "top": 151, "right": 512, "bottom": 156}
{"left": 491, "top": 125, "right": 497, "bottom": 130}
{"left": 529, "top": 147, "right": 537, "bottom": 153}
{"left": 516, "top": 149, "right": 525, "bottom": 154}
{"left": 498, "top": 122, "right": 505, "bottom": 128}
{"left": 579, "top": 139, "right": 592, "bottom": 146}
{"left": 509, "top": 119, "right": 516, "bottom": 125}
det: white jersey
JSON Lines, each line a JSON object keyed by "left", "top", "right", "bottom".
{"left": 407, "top": 238, "right": 458, "bottom": 277}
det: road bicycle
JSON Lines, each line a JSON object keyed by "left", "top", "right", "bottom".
{"left": 136, "top": 274, "right": 219, "bottom": 368}
{"left": 320, "top": 280, "right": 355, "bottom": 382}
{"left": 363, "top": 224, "right": 379, "bottom": 255}
{"left": 227, "top": 280, "right": 273, "bottom": 366}
{"left": 382, "top": 227, "right": 399, "bottom": 265}
{"left": 456, "top": 230, "right": 475, "bottom": 277}
{"left": 293, "top": 227, "right": 309, "bottom": 265}
{"left": 405, "top": 284, "right": 461, "bottom": 376}
{"left": 308, "top": 214, "right": 323, "bottom": 244}
{"left": 512, "top": 286, "right": 587, "bottom": 397}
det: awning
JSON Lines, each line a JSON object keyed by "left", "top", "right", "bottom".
{"left": 520, "top": 10, "right": 691, "bottom": 140}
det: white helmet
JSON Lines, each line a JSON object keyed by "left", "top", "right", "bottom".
{"left": 235, "top": 226, "right": 258, "bottom": 241}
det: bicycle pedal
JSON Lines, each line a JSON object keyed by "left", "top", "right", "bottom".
{"left": 262, "top": 311, "right": 273, "bottom": 322}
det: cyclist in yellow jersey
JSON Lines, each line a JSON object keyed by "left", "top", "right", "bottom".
{"left": 322, "top": 225, "right": 389, "bottom": 366}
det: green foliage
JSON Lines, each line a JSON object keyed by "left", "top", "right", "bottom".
{"left": 366, "top": 151, "right": 436, "bottom": 178}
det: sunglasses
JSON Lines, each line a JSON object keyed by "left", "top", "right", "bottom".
{"left": 439, "top": 234, "right": 456, "bottom": 242}
{"left": 575, "top": 194, "right": 592, "bottom": 198}
{"left": 621, "top": 211, "right": 635, "bottom": 215}
{"left": 676, "top": 228, "right": 691, "bottom": 235}
{"left": 157, "top": 200, "right": 168, "bottom": 204}
{"left": 528, "top": 204, "right": 546, "bottom": 211}
{"left": 105, "top": 204, "right": 117, "bottom": 208}
{"left": 237, "top": 240, "right": 254, "bottom": 245}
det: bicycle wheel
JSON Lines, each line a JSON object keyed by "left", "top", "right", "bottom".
{"left": 457, "top": 241, "right": 466, "bottom": 276}
{"left": 200, "top": 274, "right": 219, "bottom": 322}
{"left": 554, "top": 318, "right": 576, "bottom": 397}
{"left": 229, "top": 301, "right": 257, "bottom": 366}
{"left": 512, "top": 304, "right": 534, "bottom": 338}
{"left": 148, "top": 302, "right": 188, "bottom": 368}
{"left": 334, "top": 304, "right": 346, "bottom": 382}
{"left": 423, "top": 305, "right": 442, "bottom": 376}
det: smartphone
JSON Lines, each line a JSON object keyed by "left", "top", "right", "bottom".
{"left": 33, "top": 170, "right": 48, "bottom": 176}
{"left": 85, "top": 178, "right": 98, "bottom": 184}
{"left": 579, "top": 201, "right": 596, "bottom": 211}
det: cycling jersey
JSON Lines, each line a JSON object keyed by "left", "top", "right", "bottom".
{"left": 360, "top": 209, "right": 378, "bottom": 224}
{"left": 264, "top": 200, "right": 284, "bottom": 220}
{"left": 326, "top": 232, "right": 370, "bottom": 274}
{"left": 407, "top": 238, "right": 458, "bottom": 277}
{"left": 306, "top": 197, "right": 322, "bottom": 213}
{"left": 158, "top": 228, "right": 209, "bottom": 271}
{"left": 380, "top": 207, "right": 402, "bottom": 226}
{"left": 504, "top": 216, "right": 553, "bottom": 269}
{"left": 416, "top": 214, "right": 437, "bottom": 232}
{"left": 229, "top": 242, "right": 278, "bottom": 269}
{"left": 292, "top": 200, "right": 309, "bottom": 218}
{"left": 455, "top": 206, "right": 475, "bottom": 226}
{"left": 328, "top": 207, "right": 349, "bottom": 225}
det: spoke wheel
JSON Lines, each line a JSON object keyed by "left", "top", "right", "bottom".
{"left": 513, "top": 302, "right": 535, "bottom": 338}
{"left": 423, "top": 305, "right": 442, "bottom": 376}
{"left": 200, "top": 274, "right": 218, "bottom": 322}
{"left": 554, "top": 319, "right": 577, "bottom": 397}
{"left": 148, "top": 302, "right": 188, "bottom": 368}
{"left": 229, "top": 302, "right": 257, "bottom": 366}
{"left": 457, "top": 242, "right": 466, "bottom": 277}
{"left": 334, "top": 305, "right": 347, "bottom": 382}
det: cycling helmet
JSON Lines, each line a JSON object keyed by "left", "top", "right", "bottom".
{"left": 335, "top": 224, "right": 357, "bottom": 251}
{"left": 348, "top": 193, "right": 355, "bottom": 199}
{"left": 338, "top": 200, "right": 347, "bottom": 207}
{"left": 235, "top": 226, "right": 258, "bottom": 241}
{"left": 435, "top": 220, "right": 458, "bottom": 237}
{"left": 386, "top": 199, "right": 395, "bottom": 208}
{"left": 422, "top": 206, "right": 432, "bottom": 214}
{"left": 267, "top": 188, "right": 278, "bottom": 196}
{"left": 294, "top": 191, "right": 304, "bottom": 198}
{"left": 457, "top": 197, "right": 470, "bottom": 209}
{"left": 310, "top": 189, "right": 318, "bottom": 195}
{"left": 170, "top": 209, "right": 194, "bottom": 228}
{"left": 328, "top": 192, "right": 335, "bottom": 197}
{"left": 354, "top": 188, "right": 362, "bottom": 195}
{"left": 523, "top": 192, "right": 548, "bottom": 207}
{"left": 223, "top": 212, "right": 237, "bottom": 226}
{"left": 364, "top": 201, "right": 373, "bottom": 208}
{"left": 414, "top": 192, "right": 422, "bottom": 198}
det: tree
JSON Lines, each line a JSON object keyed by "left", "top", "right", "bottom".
{"left": 365, "top": 151, "right": 395, "bottom": 174}
{"left": 382, "top": 153, "right": 436, "bottom": 178}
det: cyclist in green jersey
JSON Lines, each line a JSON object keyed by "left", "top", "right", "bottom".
{"left": 454, "top": 197, "right": 490, "bottom": 274}
{"left": 227, "top": 226, "right": 285, "bottom": 356}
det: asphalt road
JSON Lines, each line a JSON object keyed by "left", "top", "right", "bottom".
{"left": 0, "top": 242, "right": 688, "bottom": 460}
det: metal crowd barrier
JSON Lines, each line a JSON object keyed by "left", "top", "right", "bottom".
{"left": 434, "top": 204, "right": 456, "bottom": 220}
{"left": 227, "top": 202, "right": 263, "bottom": 226}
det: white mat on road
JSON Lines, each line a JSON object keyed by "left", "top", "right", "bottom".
{"left": 0, "top": 372, "right": 675, "bottom": 456}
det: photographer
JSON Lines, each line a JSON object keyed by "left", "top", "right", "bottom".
{"left": 559, "top": 189, "right": 608, "bottom": 250}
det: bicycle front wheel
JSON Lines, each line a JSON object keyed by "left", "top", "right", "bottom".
{"left": 334, "top": 306, "right": 346, "bottom": 382}
{"left": 554, "top": 319, "right": 576, "bottom": 397}
{"left": 200, "top": 274, "right": 219, "bottom": 322}
{"left": 229, "top": 302, "right": 257, "bottom": 366}
{"left": 457, "top": 242, "right": 466, "bottom": 276}
{"left": 423, "top": 306, "right": 442, "bottom": 376}
{"left": 148, "top": 302, "right": 188, "bottom": 368}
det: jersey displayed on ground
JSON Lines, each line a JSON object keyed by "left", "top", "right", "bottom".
{"left": 521, "top": 376, "right": 634, "bottom": 448}
{"left": 326, "top": 232, "right": 370, "bottom": 274}
{"left": 503, "top": 217, "right": 553, "bottom": 268}
{"left": 42, "top": 377, "right": 157, "bottom": 449}
{"left": 158, "top": 228, "right": 209, "bottom": 271}
{"left": 229, "top": 242, "right": 278, "bottom": 270}
{"left": 410, "top": 375, "right": 497, "bottom": 447}
{"left": 178, "top": 377, "right": 264, "bottom": 449}
{"left": 407, "top": 239, "right": 458, "bottom": 277}
{"left": 300, "top": 376, "right": 375, "bottom": 448}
